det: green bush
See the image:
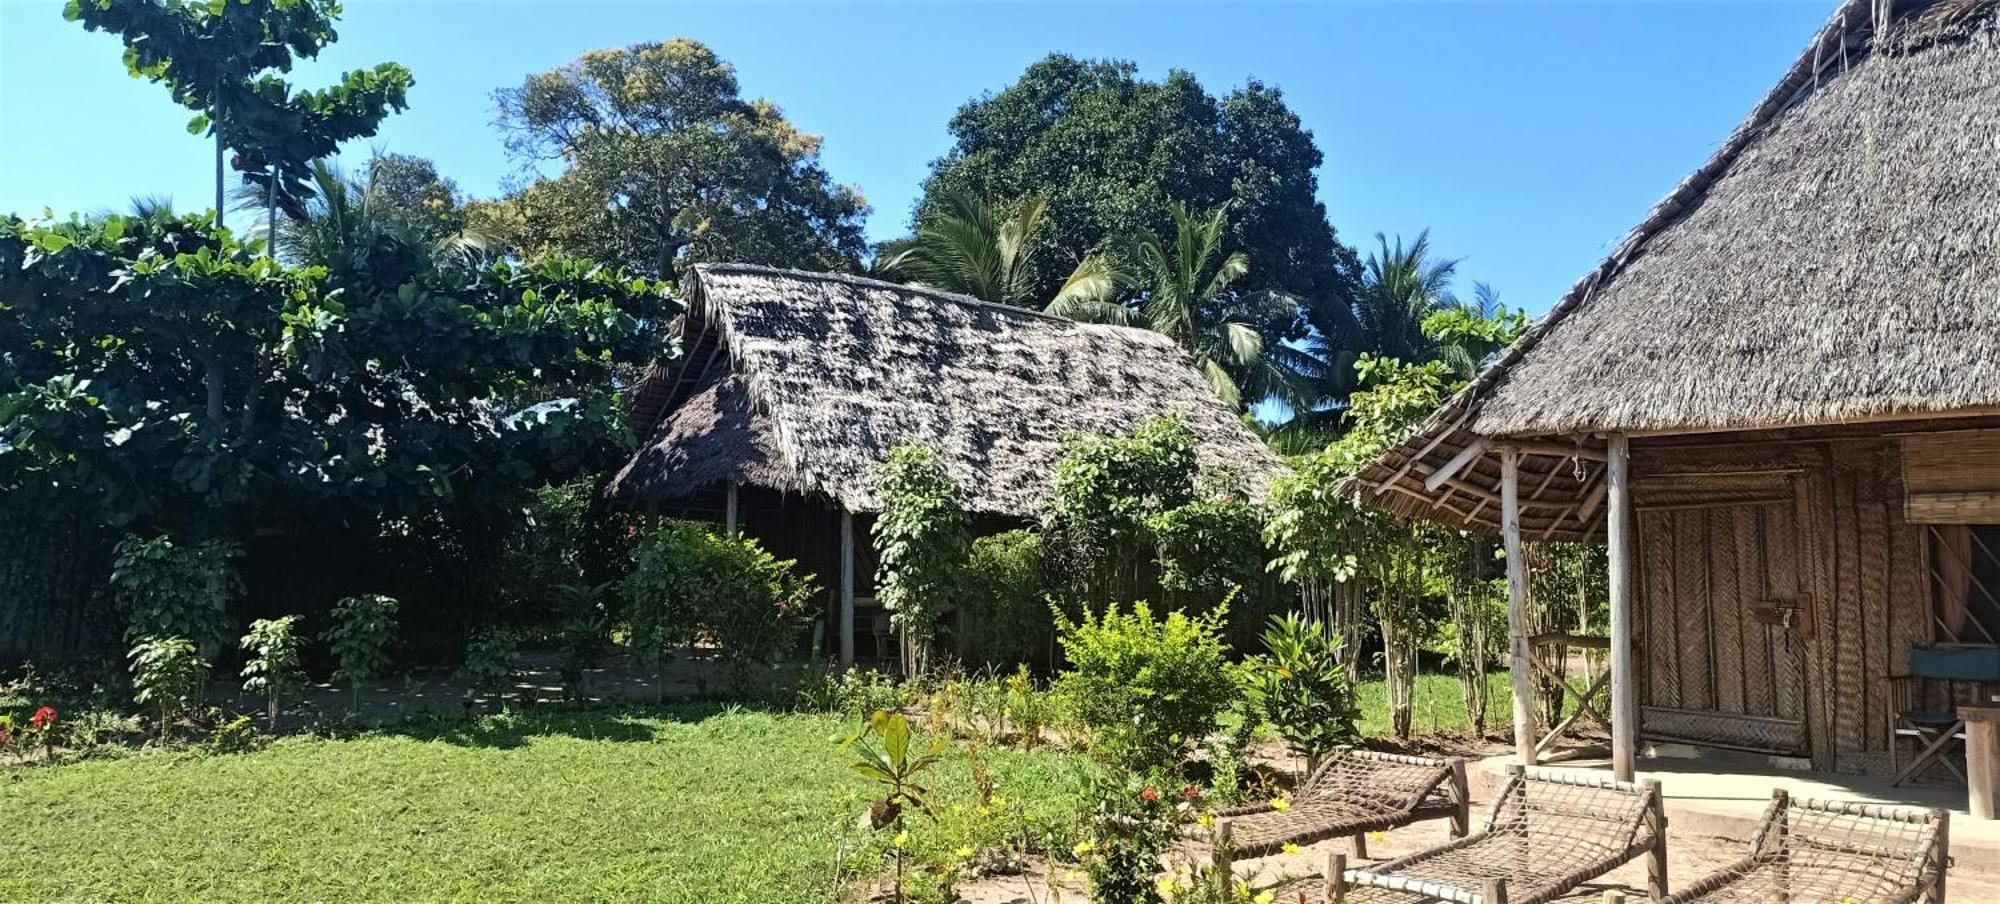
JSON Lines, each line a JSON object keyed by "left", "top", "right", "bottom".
{"left": 872, "top": 444, "right": 971, "bottom": 676}
{"left": 457, "top": 628, "right": 518, "bottom": 704}
{"left": 1147, "top": 495, "right": 1278, "bottom": 648}
{"left": 128, "top": 635, "right": 209, "bottom": 738}
{"left": 239, "top": 616, "right": 306, "bottom": 729}
{"left": 624, "top": 522, "right": 819, "bottom": 691}
{"left": 325, "top": 594, "right": 398, "bottom": 712}
{"left": 957, "top": 530, "right": 1052, "bottom": 672}
{"left": 1054, "top": 601, "right": 1237, "bottom": 770}
{"left": 109, "top": 535, "right": 241, "bottom": 649}
{"left": 1238, "top": 613, "right": 1358, "bottom": 771}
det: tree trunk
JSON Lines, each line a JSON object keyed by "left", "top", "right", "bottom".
{"left": 214, "top": 116, "right": 225, "bottom": 221}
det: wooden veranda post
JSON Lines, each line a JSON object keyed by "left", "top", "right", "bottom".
{"left": 724, "top": 482, "right": 739, "bottom": 537}
{"left": 1607, "top": 434, "right": 1639, "bottom": 782}
{"left": 1500, "top": 446, "right": 1539, "bottom": 764}
{"left": 839, "top": 510, "right": 856, "bottom": 667}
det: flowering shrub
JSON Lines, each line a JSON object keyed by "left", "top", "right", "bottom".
{"left": 1075, "top": 768, "right": 1196, "bottom": 904}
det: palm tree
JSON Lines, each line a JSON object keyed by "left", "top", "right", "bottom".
{"left": 232, "top": 158, "right": 494, "bottom": 283}
{"left": 881, "top": 191, "right": 1116, "bottom": 310}
{"left": 1265, "top": 231, "right": 1466, "bottom": 447}
{"left": 1050, "top": 202, "right": 1277, "bottom": 409}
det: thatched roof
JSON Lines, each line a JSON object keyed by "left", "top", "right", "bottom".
{"left": 608, "top": 264, "right": 1287, "bottom": 516}
{"left": 1356, "top": 0, "right": 2000, "bottom": 540}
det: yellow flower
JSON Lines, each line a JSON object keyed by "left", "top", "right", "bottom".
{"left": 1072, "top": 838, "right": 1096, "bottom": 858}
{"left": 954, "top": 845, "right": 974, "bottom": 859}
{"left": 1369, "top": 831, "right": 1385, "bottom": 842}
{"left": 1155, "top": 876, "right": 1178, "bottom": 897}
{"left": 892, "top": 831, "right": 910, "bottom": 849}
{"left": 1197, "top": 811, "right": 1216, "bottom": 828}
{"left": 1281, "top": 843, "right": 1302, "bottom": 855}
{"left": 990, "top": 794, "right": 1008, "bottom": 807}
{"left": 1254, "top": 892, "right": 1276, "bottom": 904}
{"left": 1269, "top": 797, "right": 1291, "bottom": 812}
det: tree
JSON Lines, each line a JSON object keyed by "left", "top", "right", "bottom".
{"left": 0, "top": 211, "right": 676, "bottom": 543}
{"left": 871, "top": 444, "right": 971, "bottom": 677}
{"left": 326, "top": 594, "right": 397, "bottom": 712}
{"left": 490, "top": 39, "right": 867, "bottom": 276}
{"left": 920, "top": 54, "right": 1358, "bottom": 311}
{"left": 878, "top": 192, "right": 1116, "bottom": 309}
{"left": 240, "top": 615, "right": 306, "bottom": 729}
{"left": 1050, "top": 202, "right": 1288, "bottom": 409}
{"left": 67, "top": 0, "right": 412, "bottom": 220}
{"left": 238, "top": 155, "right": 487, "bottom": 287}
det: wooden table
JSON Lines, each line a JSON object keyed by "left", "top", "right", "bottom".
{"left": 1959, "top": 704, "right": 2000, "bottom": 819}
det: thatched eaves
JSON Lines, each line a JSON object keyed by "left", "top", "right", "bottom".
{"left": 608, "top": 264, "right": 1287, "bottom": 516}
{"left": 1357, "top": 0, "right": 2000, "bottom": 539}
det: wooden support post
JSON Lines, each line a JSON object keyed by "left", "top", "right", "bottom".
{"left": 1772, "top": 790, "right": 1793, "bottom": 904}
{"left": 1500, "top": 447, "right": 1538, "bottom": 765}
{"left": 1643, "top": 779, "right": 1669, "bottom": 901}
{"left": 1962, "top": 704, "right": 2000, "bottom": 819}
{"left": 1483, "top": 877, "right": 1508, "bottom": 904}
{"left": 1447, "top": 758, "right": 1470, "bottom": 837}
{"left": 1931, "top": 807, "right": 1950, "bottom": 903}
{"left": 1326, "top": 851, "right": 1347, "bottom": 904}
{"left": 1607, "top": 434, "right": 1639, "bottom": 783}
{"left": 1350, "top": 830, "right": 1367, "bottom": 859}
{"left": 724, "top": 482, "right": 739, "bottom": 537}
{"left": 839, "top": 510, "right": 856, "bottom": 668}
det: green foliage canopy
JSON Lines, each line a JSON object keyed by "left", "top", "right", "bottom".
{"left": 870, "top": 444, "right": 971, "bottom": 675}
{"left": 0, "top": 212, "right": 675, "bottom": 537}
{"left": 921, "top": 54, "right": 1358, "bottom": 310}
{"left": 491, "top": 39, "right": 868, "bottom": 276}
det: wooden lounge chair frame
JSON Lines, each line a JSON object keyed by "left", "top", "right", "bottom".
{"left": 1208, "top": 748, "right": 1470, "bottom": 872}
{"left": 1277, "top": 765, "right": 1667, "bottom": 904}
{"left": 1662, "top": 790, "right": 1949, "bottom": 904}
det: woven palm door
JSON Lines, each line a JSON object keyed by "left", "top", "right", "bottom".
{"left": 1637, "top": 495, "right": 1812, "bottom": 757}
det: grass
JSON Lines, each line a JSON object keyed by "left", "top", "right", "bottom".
{"left": 0, "top": 704, "right": 1093, "bottom": 903}
{"left": 1354, "top": 670, "right": 1514, "bottom": 738}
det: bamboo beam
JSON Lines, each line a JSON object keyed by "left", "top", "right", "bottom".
{"left": 839, "top": 509, "right": 856, "bottom": 667}
{"left": 1372, "top": 410, "right": 1471, "bottom": 497}
{"left": 1425, "top": 437, "right": 1494, "bottom": 493}
{"left": 1607, "top": 434, "right": 1638, "bottom": 782}
{"left": 1501, "top": 447, "right": 1538, "bottom": 765}
{"left": 1502, "top": 440, "right": 1607, "bottom": 462}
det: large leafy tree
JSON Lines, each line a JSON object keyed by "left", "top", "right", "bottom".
{"left": 0, "top": 211, "right": 676, "bottom": 539}
{"left": 240, "top": 154, "right": 486, "bottom": 287}
{"left": 488, "top": 39, "right": 868, "bottom": 277}
{"left": 67, "top": 0, "right": 413, "bottom": 220}
{"left": 919, "top": 54, "right": 1358, "bottom": 312}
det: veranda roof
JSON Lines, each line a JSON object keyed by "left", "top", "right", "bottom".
{"left": 1357, "top": 0, "right": 2000, "bottom": 539}
{"left": 607, "top": 263, "right": 1287, "bottom": 516}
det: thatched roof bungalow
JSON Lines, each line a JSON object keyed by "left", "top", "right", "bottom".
{"left": 609, "top": 263, "right": 1285, "bottom": 664}
{"left": 1356, "top": 0, "right": 2000, "bottom": 784}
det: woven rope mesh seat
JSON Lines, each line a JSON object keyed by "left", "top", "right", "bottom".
{"left": 1267, "top": 766, "right": 1668, "bottom": 904}
{"left": 1211, "top": 749, "right": 1470, "bottom": 859}
{"left": 1663, "top": 791, "right": 1949, "bottom": 904}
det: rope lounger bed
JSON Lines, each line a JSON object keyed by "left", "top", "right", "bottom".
{"left": 1269, "top": 765, "right": 1667, "bottom": 904}
{"left": 1662, "top": 790, "right": 1949, "bottom": 904}
{"left": 1210, "top": 748, "right": 1471, "bottom": 868}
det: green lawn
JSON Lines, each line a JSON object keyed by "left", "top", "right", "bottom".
{"left": 0, "top": 705, "right": 1092, "bottom": 903}
{"left": 1354, "top": 670, "right": 1514, "bottom": 738}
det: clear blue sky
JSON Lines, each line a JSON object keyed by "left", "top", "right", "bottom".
{"left": 0, "top": 0, "right": 1832, "bottom": 315}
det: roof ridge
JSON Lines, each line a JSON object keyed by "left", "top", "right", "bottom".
{"left": 1405, "top": 0, "right": 1891, "bottom": 442}
{"left": 690, "top": 262, "right": 1173, "bottom": 342}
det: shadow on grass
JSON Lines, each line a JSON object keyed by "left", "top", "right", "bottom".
{"left": 371, "top": 698, "right": 804, "bottom": 749}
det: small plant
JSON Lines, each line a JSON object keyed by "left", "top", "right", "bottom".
{"left": 204, "top": 712, "right": 261, "bottom": 755}
{"left": 129, "top": 636, "right": 209, "bottom": 739}
{"left": 457, "top": 628, "right": 519, "bottom": 708}
{"left": 1238, "top": 613, "right": 1359, "bottom": 773}
{"left": 26, "top": 705, "right": 58, "bottom": 760}
{"left": 1075, "top": 768, "right": 1198, "bottom": 904}
{"left": 551, "top": 581, "right": 613, "bottom": 695}
{"left": 240, "top": 616, "right": 307, "bottom": 730}
{"left": 846, "top": 709, "right": 950, "bottom": 904}
{"left": 1002, "top": 666, "right": 1051, "bottom": 749}
{"left": 325, "top": 594, "right": 398, "bottom": 713}
{"left": 797, "top": 668, "right": 906, "bottom": 717}
{"left": 1053, "top": 600, "right": 1238, "bottom": 771}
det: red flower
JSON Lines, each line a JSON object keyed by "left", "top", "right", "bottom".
{"left": 1179, "top": 785, "right": 1203, "bottom": 801}
{"left": 1139, "top": 787, "right": 1160, "bottom": 803}
{"left": 29, "top": 706, "right": 55, "bottom": 730}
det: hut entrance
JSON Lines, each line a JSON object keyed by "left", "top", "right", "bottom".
{"left": 1637, "top": 494, "right": 1813, "bottom": 757}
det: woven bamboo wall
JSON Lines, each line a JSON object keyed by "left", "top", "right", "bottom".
{"left": 1630, "top": 434, "right": 1932, "bottom": 773}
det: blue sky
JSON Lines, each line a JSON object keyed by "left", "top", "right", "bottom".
{"left": 0, "top": 0, "right": 1831, "bottom": 315}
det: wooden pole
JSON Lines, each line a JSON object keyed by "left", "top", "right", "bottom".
{"left": 1608, "top": 434, "right": 1638, "bottom": 782}
{"left": 1501, "top": 447, "right": 1538, "bottom": 765}
{"left": 724, "top": 482, "right": 739, "bottom": 537}
{"left": 839, "top": 510, "right": 856, "bottom": 667}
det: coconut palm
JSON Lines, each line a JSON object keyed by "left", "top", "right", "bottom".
{"left": 881, "top": 191, "right": 1117, "bottom": 311}
{"left": 1049, "top": 201, "right": 1280, "bottom": 409}
{"left": 232, "top": 158, "right": 495, "bottom": 286}
{"left": 1353, "top": 230, "right": 1460, "bottom": 364}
